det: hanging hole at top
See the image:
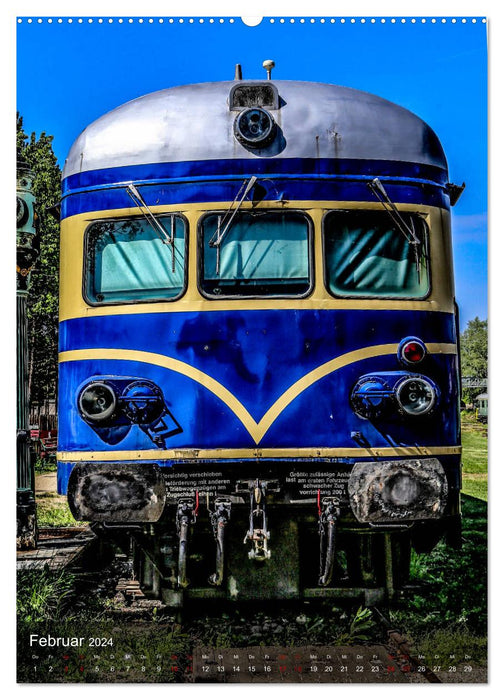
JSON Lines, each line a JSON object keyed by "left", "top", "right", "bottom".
{"left": 241, "top": 17, "right": 263, "bottom": 26}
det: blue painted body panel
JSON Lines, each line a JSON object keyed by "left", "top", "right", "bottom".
{"left": 60, "top": 157, "right": 450, "bottom": 219}
{"left": 59, "top": 152, "right": 459, "bottom": 503}
{"left": 58, "top": 308, "right": 459, "bottom": 455}
{"left": 63, "top": 158, "right": 448, "bottom": 193}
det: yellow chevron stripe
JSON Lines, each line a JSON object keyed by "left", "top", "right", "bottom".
{"left": 59, "top": 342, "right": 456, "bottom": 444}
{"left": 57, "top": 445, "right": 462, "bottom": 462}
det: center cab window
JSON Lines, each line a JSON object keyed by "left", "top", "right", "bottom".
{"left": 84, "top": 215, "right": 187, "bottom": 304}
{"left": 199, "top": 210, "right": 312, "bottom": 298}
{"left": 323, "top": 210, "right": 430, "bottom": 299}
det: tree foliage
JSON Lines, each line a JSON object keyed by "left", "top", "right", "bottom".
{"left": 460, "top": 317, "right": 488, "bottom": 379}
{"left": 17, "top": 114, "right": 61, "bottom": 405}
{"left": 460, "top": 317, "right": 488, "bottom": 404}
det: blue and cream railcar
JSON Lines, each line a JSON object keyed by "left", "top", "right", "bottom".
{"left": 58, "top": 64, "right": 463, "bottom": 604}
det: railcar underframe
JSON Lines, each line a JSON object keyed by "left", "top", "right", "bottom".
{"left": 68, "top": 457, "right": 461, "bottom": 606}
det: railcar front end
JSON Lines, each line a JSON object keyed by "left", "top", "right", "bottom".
{"left": 57, "top": 70, "right": 463, "bottom": 605}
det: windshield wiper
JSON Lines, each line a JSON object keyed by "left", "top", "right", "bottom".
{"left": 126, "top": 183, "right": 177, "bottom": 272}
{"left": 367, "top": 177, "right": 422, "bottom": 282}
{"left": 208, "top": 176, "right": 257, "bottom": 275}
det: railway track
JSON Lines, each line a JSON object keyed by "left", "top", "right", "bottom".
{"left": 16, "top": 526, "right": 97, "bottom": 571}
{"left": 372, "top": 606, "right": 442, "bottom": 683}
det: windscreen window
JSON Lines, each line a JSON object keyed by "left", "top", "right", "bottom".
{"left": 85, "top": 216, "right": 186, "bottom": 303}
{"left": 323, "top": 211, "right": 429, "bottom": 298}
{"left": 200, "top": 211, "right": 311, "bottom": 297}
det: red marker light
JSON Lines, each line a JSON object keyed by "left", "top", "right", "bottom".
{"left": 401, "top": 341, "right": 425, "bottom": 364}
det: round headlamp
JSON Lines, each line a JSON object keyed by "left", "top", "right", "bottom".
{"left": 78, "top": 382, "right": 117, "bottom": 423}
{"left": 121, "top": 381, "right": 164, "bottom": 425}
{"left": 234, "top": 108, "right": 276, "bottom": 148}
{"left": 395, "top": 376, "right": 436, "bottom": 416}
{"left": 351, "top": 376, "right": 392, "bottom": 419}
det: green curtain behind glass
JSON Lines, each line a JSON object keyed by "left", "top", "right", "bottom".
{"left": 324, "top": 212, "right": 428, "bottom": 298}
{"left": 203, "top": 212, "right": 309, "bottom": 281}
{"left": 88, "top": 216, "right": 185, "bottom": 302}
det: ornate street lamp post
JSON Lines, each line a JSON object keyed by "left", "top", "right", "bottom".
{"left": 16, "top": 153, "right": 39, "bottom": 549}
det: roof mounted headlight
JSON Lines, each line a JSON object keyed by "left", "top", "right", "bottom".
{"left": 78, "top": 381, "right": 117, "bottom": 423}
{"left": 395, "top": 376, "right": 437, "bottom": 416}
{"left": 234, "top": 107, "right": 276, "bottom": 148}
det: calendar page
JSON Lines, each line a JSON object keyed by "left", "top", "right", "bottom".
{"left": 16, "top": 10, "right": 488, "bottom": 685}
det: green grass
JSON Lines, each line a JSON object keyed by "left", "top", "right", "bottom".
{"left": 392, "top": 493, "right": 487, "bottom": 656}
{"left": 414, "top": 626, "right": 487, "bottom": 667}
{"left": 336, "top": 491, "right": 488, "bottom": 664}
{"left": 17, "top": 568, "right": 76, "bottom": 623}
{"left": 461, "top": 431, "right": 488, "bottom": 474}
{"left": 460, "top": 416, "right": 488, "bottom": 500}
{"left": 36, "top": 501, "right": 84, "bottom": 527}
{"left": 34, "top": 456, "right": 57, "bottom": 474}
{"left": 462, "top": 476, "right": 488, "bottom": 501}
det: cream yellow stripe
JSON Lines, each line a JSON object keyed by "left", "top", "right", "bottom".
{"left": 59, "top": 201, "right": 455, "bottom": 320}
{"left": 60, "top": 347, "right": 259, "bottom": 439}
{"left": 57, "top": 445, "right": 462, "bottom": 462}
{"left": 59, "top": 342, "right": 456, "bottom": 444}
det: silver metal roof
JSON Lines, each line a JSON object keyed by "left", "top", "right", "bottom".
{"left": 63, "top": 80, "right": 447, "bottom": 179}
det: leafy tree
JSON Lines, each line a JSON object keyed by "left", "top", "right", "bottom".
{"left": 17, "top": 114, "right": 61, "bottom": 408}
{"left": 460, "top": 317, "right": 488, "bottom": 404}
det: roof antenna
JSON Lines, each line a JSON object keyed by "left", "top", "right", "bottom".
{"left": 234, "top": 63, "right": 243, "bottom": 80}
{"left": 262, "top": 59, "right": 275, "bottom": 80}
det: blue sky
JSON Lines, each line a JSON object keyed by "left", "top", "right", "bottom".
{"left": 16, "top": 16, "right": 487, "bottom": 328}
